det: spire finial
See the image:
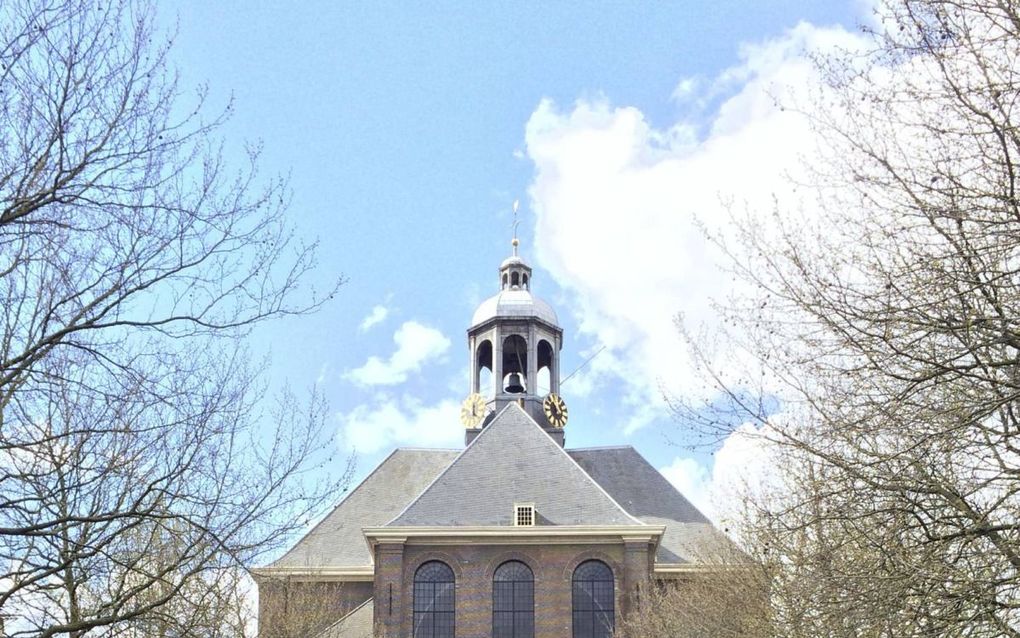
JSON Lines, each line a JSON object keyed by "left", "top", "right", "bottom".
{"left": 511, "top": 199, "right": 520, "bottom": 257}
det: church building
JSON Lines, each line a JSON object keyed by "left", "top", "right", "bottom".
{"left": 254, "top": 234, "right": 729, "bottom": 637}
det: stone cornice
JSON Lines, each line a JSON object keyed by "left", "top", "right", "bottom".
{"left": 250, "top": 565, "right": 375, "bottom": 582}
{"left": 653, "top": 562, "right": 752, "bottom": 578}
{"left": 363, "top": 524, "right": 664, "bottom": 553}
{"left": 468, "top": 315, "right": 563, "bottom": 336}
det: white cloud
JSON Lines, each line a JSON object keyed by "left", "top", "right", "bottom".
{"left": 358, "top": 304, "right": 390, "bottom": 333}
{"left": 711, "top": 422, "right": 781, "bottom": 525}
{"left": 660, "top": 456, "right": 713, "bottom": 517}
{"left": 345, "top": 320, "right": 451, "bottom": 387}
{"left": 524, "top": 22, "right": 865, "bottom": 433}
{"left": 660, "top": 421, "right": 779, "bottom": 527}
{"left": 315, "top": 362, "right": 329, "bottom": 386}
{"left": 670, "top": 76, "right": 703, "bottom": 104}
{"left": 337, "top": 395, "right": 462, "bottom": 454}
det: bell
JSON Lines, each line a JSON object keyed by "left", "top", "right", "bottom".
{"left": 506, "top": 372, "right": 525, "bottom": 394}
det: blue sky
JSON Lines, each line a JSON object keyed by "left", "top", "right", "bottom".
{"left": 165, "top": 2, "right": 866, "bottom": 522}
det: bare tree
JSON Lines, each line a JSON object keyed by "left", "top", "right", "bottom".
{"left": 620, "top": 540, "right": 771, "bottom": 638}
{"left": 256, "top": 576, "right": 363, "bottom": 638}
{"left": 0, "top": 1, "right": 351, "bottom": 636}
{"left": 676, "top": 0, "right": 1020, "bottom": 635}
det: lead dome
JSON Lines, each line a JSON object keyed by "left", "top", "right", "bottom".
{"left": 470, "top": 289, "right": 558, "bottom": 328}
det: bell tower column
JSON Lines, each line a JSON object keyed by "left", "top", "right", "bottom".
{"left": 469, "top": 335, "right": 477, "bottom": 395}
{"left": 492, "top": 325, "right": 502, "bottom": 395}
{"left": 527, "top": 324, "right": 538, "bottom": 395}
{"left": 551, "top": 334, "right": 561, "bottom": 396}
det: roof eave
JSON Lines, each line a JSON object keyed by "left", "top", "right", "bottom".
{"left": 363, "top": 524, "right": 665, "bottom": 553}
{"left": 653, "top": 562, "right": 758, "bottom": 577}
{"left": 467, "top": 314, "right": 562, "bottom": 335}
{"left": 251, "top": 565, "right": 375, "bottom": 582}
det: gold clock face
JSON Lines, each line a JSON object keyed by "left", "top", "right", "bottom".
{"left": 543, "top": 393, "right": 568, "bottom": 428}
{"left": 460, "top": 393, "right": 487, "bottom": 428}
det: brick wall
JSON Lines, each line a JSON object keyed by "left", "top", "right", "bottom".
{"left": 373, "top": 540, "right": 653, "bottom": 637}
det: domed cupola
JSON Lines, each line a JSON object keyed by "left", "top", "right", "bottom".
{"left": 464, "top": 228, "right": 565, "bottom": 446}
{"left": 469, "top": 242, "right": 559, "bottom": 329}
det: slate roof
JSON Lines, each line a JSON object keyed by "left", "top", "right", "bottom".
{"left": 268, "top": 449, "right": 458, "bottom": 568}
{"left": 388, "top": 403, "right": 640, "bottom": 526}
{"left": 568, "top": 446, "right": 732, "bottom": 563}
{"left": 316, "top": 598, "right": 373, "bottom": 638}
{"left": 265, "top": 406, "right": 733, "bottom": 570}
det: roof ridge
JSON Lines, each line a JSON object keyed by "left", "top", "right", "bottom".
{"left": 384, "top": 403, "right": 515, "bottom": 526}
{"left": 568, "top": 445, "right": 634, "bottom": 451}
{"left": 394, "top": 447, "right": 461, "bottom": 452}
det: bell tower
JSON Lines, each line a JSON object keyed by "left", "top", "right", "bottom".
{"left": 463, "top": 218, "right": 566, "bottom": 446}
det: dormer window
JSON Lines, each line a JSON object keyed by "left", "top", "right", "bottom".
{"left": 514, "top": 503, "right": 535, "bottom": 527}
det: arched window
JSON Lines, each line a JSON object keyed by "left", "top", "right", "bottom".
{"left": 572, "top": 560, "right": 614, "bottom": 638}
{"left": 522, "top": 273, "right": 529, "bottom": 289}
{"left": 414, "top": 561, "right": 455, "bottom": 637}
{"left": 511, "top": 272, "right": 520, "bottom": 287}
{"left": 493, "top": 561, "right": 534, "bottom": 638}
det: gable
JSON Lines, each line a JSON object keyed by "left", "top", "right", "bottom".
{"left": 388, "top": 404, "right": 640, "bottom": 527}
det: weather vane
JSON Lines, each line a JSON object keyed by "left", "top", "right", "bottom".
{"left": 511, "top": 199, "right": 520, "bottom": 256}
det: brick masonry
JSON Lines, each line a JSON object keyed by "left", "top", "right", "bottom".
{"left": 368, "top": 539, "right": 654, "bottom": 637}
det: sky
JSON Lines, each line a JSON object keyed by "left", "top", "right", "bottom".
{"left": 164, "top": 1, "right": 870, "bottom": 526}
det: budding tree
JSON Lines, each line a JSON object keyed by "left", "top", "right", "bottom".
{"left": 620, "top": 539, "right": 771, "bottom": 638}
{"left": 679, "top": 0, "right": 1020, "bottom": 635}
{"left": 0, "top": 1, "right": 350, "bottom": 636}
